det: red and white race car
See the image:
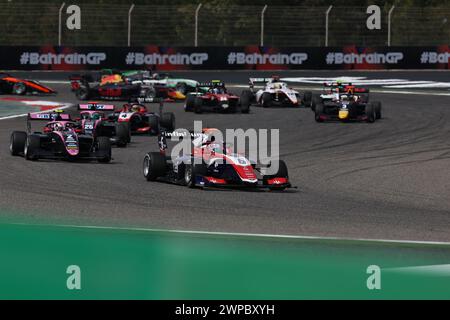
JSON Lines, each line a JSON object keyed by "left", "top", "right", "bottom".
{"left": 143, "top": 128, "right": 292, "bottom": 191}
{"left": 108, "top": 99, "right": 176, "bottom": 135}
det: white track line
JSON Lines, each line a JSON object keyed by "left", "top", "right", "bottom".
{"left": 385, "top": 264, "right": 450, "bottom": 276}
{"left": 8, "top": 222, "right": 450, "bottom": 246}
{"left": 230, "top": 84, "right": 450, "bottom": 96}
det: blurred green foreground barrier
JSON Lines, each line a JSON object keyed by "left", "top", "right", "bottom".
{"left": 0, "top": 223, "right": 449, "bottom": 299}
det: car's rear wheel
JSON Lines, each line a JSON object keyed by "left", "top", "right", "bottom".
{"left": 311, "top": 95, "right": 322, "bottom": 112}
{"left": 185, "top": 95, "right": 196, "bottom": 112}
{"left": 10, "top": 131, "right": 27, "bottom": 156}
{"left": 115, "top": 123, "right": 129, "bottom": 148}
{"left": 315, "top": 102, "right": 325, "bottom": 122}
{"left": 148, "top": 115, "right": 160, "bottom": 135}
{"left": 97, "top": 136, "right": 112, "bottom": 163}
{"left": 160, "top": 112, "right": 176, "bottom": 132}
{"left": 194, "top": 97, "right": 203, "bottom": 114}
{"left": 262, "top": 93, "right": 271, "bottom": 108}
{"left": 143, "top": 152, "right": 167, "bottom": 181}
{"left": 366, "top": 103, "right": 376, "bottom": 123}
{"left": 76, "top": 82, "right": 90, "bottom": 100}
{"left": 144, "top": 86, "right": 157, "bottom": 99}
{"left": 12, "top": 82, "right": 27, "bottom": 95}
{"left": 374, "top": 101, "right": 382, "bottom": 119}
{"left": 24, "top": 135, "right": 40, "bottom": 161}
{"left": 303, "top": 91, "right": 313, "bottom": 108}
{"left": 175, "top": 82, "right": 188, "bottom": 95}
{"left": 240, "top": 90, "right": 252, "bottom": 114}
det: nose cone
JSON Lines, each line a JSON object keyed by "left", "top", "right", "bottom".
{"left": 170, "top": 91, "right": 186, "bottom": 100}
{"left": 339, "top": 109, "right": 349, "bottom": 120}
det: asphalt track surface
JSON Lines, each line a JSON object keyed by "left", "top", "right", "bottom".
{"left": 1, "top": 71, "right": 450, "bottom": 242}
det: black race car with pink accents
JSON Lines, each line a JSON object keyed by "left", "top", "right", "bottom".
{"left": 10, "top": 111, "right": 111, "bottom": 163}
{"left": 75, "top": 103, "right": 130, "bottom": 148}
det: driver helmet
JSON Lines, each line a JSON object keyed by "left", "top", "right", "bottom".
{"left": 131, "top": 104, "right": 143, "bottom": 113}
{"left": 274, "top": 83, "right": 282, "bottom": 90}
{"left": 53, "top": 122, "right": 64, "bottom": 131}
{"left": 213, "top": 86, "right": 223, "bottom": 94}
{"left": 208, "top": 143, "right": 222, "bottom": 153}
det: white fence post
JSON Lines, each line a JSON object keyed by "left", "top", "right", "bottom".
{"left": 128, "top": 4, "right": 135, "bottom": 47}
{"left": 260, "top": 5, "right": 268, "bottom": 47}
{"left": 58, "top": 2, "right": 66, "bottom": 46}
{"left": 195, "top": 3, "right": 203, "bottom": 47}
{"left": 388, "top": 5, "right": 395, "bottom": 47}
{"left": 325, "top": 5, "right": 333, "bottom": 47}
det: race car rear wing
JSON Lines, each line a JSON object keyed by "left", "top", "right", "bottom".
{"left": 248, "top": 77, "right": 282, "bottom": 88}
{"left": 324, "top": 82, "right": 370, "bottom": 93}
{"left": 28, "top": 112, "right": 71, "bottom": 121}
{"left": 69, "top": 74, "right": 97, "bottom": 83}
{"left": 78, "top": 103, "right": 115, "bottom": 111}
{"left": 27, "top": 112, "right": 72, "bottom": 133}
{"left": 197, "top": 81, "right": 225, "bottom": 88}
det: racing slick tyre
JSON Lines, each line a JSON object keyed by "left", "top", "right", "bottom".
{"left": 148, "top": 115, "right": 160, "bottom": 135}
{"left": 185, "top": 95, "right": 196, "bottom": 112}
{"left": 122, "top": 122, "right": 131, "bottom": 143}
{"left": 314, "top": 102, "right": 325, "bottom": 122}
{"left": 365, "top": 103, "right": 376, "bottom": 123}
{"left": 24, "top": 135, "right": 40, "bottom": 161}
{"left": 75, "top": 82, "right": 90, "bottom": 100}
{"left": 264, "top": 160, "right": 289, "bottom": 191}
{"left": 240, "top": 90, "right": 252, "bottom": 114}
{"left": 311, "top": 95, "right": 322, "bottom": 112}
{"left": 12, "top": 82, "right": 27, "bottom": 95}
{"left": 10, "top": 131, "right": 27, "bottom": 156}
{"left": 194, "top": 97, "right": 203, "bottom": 114}
{"left": 143, "top": 152, "right": 167, "bottom": 181}
{"left": 303, "top": 91, "right": 313, "bottom": 108}
{"left": 361, "top": 93, "right": 370, "bottom": 103}
{"left": 144, "top": 86, "right": 157, "bottom": 99}
{"left": 175, "top": 82, "right": 188, "bottom": 95}
{"left": 374, "top": 101, "right": 382, "bottom": 120}
{"left": 160, "top": 112, "right": 176, "bottom": 132}
{"left": 97, "top": 136, "right": 112, "bottom": 163}
{"left": 115, "top": 123, "right": 129, "bottom": 148}
{"left": 185, "top": 160, "right": 208, "bottom": 188}
{"left": 262, "top": 93, "right": 272, "bottom": 108}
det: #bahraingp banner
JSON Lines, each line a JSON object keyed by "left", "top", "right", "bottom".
{"left": 0, "top": 46, "right": 449, "bottom": 70}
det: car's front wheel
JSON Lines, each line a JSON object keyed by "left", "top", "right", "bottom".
{"left": 143, "top": 152, "right": 167, "bottom": 181}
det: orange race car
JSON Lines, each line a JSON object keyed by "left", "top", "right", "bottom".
{"left": 0, "top": 73, "right": 56, "bottom": 95}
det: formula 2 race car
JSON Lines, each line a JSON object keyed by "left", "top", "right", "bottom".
{"left": 69, "top": 70, "right": 184, "bottom": 101}
{"left": 143, "top": 128, "right": 292, "bottom": 191}
{"left": 184, "top": 81, "right": 244, "bottom": 113}
{"left": 10, "top": 111, "right": 112, "bottom": 162}
{"left": 108, "top": 98, "right": 176, "bottom": 136}
{"left": 108, "top": 70, "right": 198, "bottom": 95}
{"left": 311, "top": 82, "right": 371, "bottom": 110}
{"left": 0, "top": 73, "right": 56, "bottom": 95}
{"left": 75, "top": 103, "right": 131, "bottom": 147}
{"left": 240, "top": 77, "right": 312, "bottom": 109}
{"left": 314, "top": 87, "right": 381, "bottom": 123}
